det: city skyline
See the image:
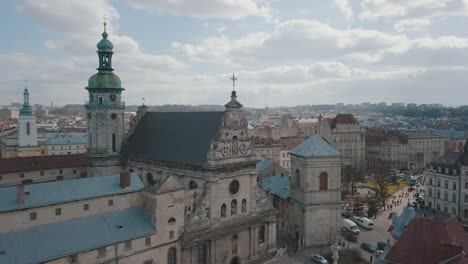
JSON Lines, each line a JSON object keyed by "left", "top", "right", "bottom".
{"left": 2, "top": 1, "right": 468, "bottom": 107}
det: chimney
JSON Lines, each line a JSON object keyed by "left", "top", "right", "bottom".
{"left": 17, "top": 185, "right": 25, "bottom": 205}
{"left": 120, "top": 171, "right": 131, "bottom": 189}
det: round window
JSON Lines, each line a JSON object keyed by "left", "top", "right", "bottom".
{"left": 229, "top": 180, "right": 239, "bottom": 195}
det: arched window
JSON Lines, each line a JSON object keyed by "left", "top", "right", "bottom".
{"left": 168, "top": 217, "right": 176, "bottom": 225}
{"left": 26, "top": 122, "right": 30, "bottom": 136}
{"left": 241, "top": 199, "right": 247, "bottom": 214}
{"left": 295, "top": 169, "right": 300, "bottom": 188}
{"left": 231, "top": 234, "right": 238, "bottom": 255}
{"left": 319, "top": 172, "right": 328, "bottom": 191}
{"left": 231, "top": 199, "right": 237, "bottom": 216}
{"left": 230, "top": 257, "right": 239, "bottom": 264}
{"left": 167, "top": 247, "right": 176, "bottom": 264}
{"left": 221, "top": 204, "right": 226, "bottom": 218}
{"left": 146, "top": 173, "right": 155, "bottom": 186}
{"left": 259, "top": 225, "right": 265, "bottom": 244}
{"left": 189, "top": 180, "right": 198, "bottom": 190}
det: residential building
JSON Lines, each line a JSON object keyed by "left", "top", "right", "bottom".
{"left": 404, "top": 132, "right": 447, "bottom": 172}
{"left": 294, "top": 117, "right": 319, "bottom": 138}
{"left": 254, "top": 137, "right": 281, "bottom": 163}
{"left": 459, "top": 142, "right": 468, "bottom": 224}
{"left": 424, "top": 152, "right": 461, "bottom": 217}
{"left": 365, "top": 130, "right": 409, "bottom": 170}
{"left": 279, "top": 137, "right": 304, "bottom": 174}
{"left": 45, "top": 132, "right": 87, "bottom": 155}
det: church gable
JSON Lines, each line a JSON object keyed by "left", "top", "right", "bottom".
{"left": 156, "top": 175, "right": 184, "bottom": 194}
{"left": 122, "top": 111, "right": 224, "bottom": 167}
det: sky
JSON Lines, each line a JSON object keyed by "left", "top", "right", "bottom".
{"left": 2, "top": 0, "right": 468, "bottom": 107}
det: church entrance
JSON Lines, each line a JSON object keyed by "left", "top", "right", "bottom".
{"left": 230, "top": 256, "right": 239, "bottom": 264}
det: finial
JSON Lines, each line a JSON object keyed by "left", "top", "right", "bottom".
{"left": 102, "top": 15, "right": 107, "bottom": 32}
{"left": 142, "top": 97, "right": 145, "bottom": 106}
{"left": 230, "top": 73, "right": 237, "bottom": 92}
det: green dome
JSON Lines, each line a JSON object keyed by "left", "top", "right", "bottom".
{"left": 97, "top": 32, "right": 113, "bottom": 51}
{"left": 87, "top": 72, "right": 123, "bottom": 90}
{"left": 19, "top": 106, "right": 33, "bottom": 116}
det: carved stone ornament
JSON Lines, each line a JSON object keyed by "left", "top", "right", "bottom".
{"left": 239, "top": 142, "right": 249, "bottom": 154}
{"left": 221, "top": 144, "right": 230, "bottom": 157}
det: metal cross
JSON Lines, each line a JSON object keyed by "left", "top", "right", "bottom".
{"left": 230, "top": 73, "right": 238, "bottom": 91}
{"left": 142, "top": 97, "right": 145, "bottom": 105}
{"left": 102, "top": 15, "right": 107, "bottom": 31}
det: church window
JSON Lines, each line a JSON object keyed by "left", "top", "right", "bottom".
{"left": 232, "top": 234, "right": 238, "bottom": 255}
{"left": 146, "top": 173, "right": 155, "bottom": 186}
{"left": 200, "top": 244, "right": 208, "bottom": 264}
{"left": 229, "top": 180, "right": 239, "bottom": 195}
{"left": 99, "top": 97, "right": 103, "bottom": 104}
{"left": 26, "top": 122, "right": 30, "bottom": 135}
{"left": 319, "top": 172, "right": 328, "bottom": 191}
{"left": 169, "top": 231, "right": 174, "bottom": 239}
{"left": 221, "top": 204, "right": 226, "bottom": 218}
{"left": 231, "top": 199, "right": 237, "bottom": 216}
{"left": 189, "top": 180, "right": 198, "bottom": 189}
{"left": 295, "top": 169, "right": 300, "bottom": 188}
{"left": 241, "top": 199, "right": 247, "bottom": 213}
{"left": 145, "top": 236, "right": 151, "bottom": 246}
{"left": 259, "top": 225, "right": 265, "bottom": 244}
{"left": 168, "top": 217, "right": 176, "bottom": 225}
{"left": 168, "top": 247, "right": 177, "bottom": 264}
{"left": 112, "top": 133, "right": 116, "bottom": 152}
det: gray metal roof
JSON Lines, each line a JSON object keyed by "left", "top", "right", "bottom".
{"left": 122, "top": 111, "right": 224, "bottom": 167}
{"left": 0, "top": 207, "right": 155, "bottom": 264}
{"left": 290, "top": 134, "right": 339, "bottom": 157}
{"left": 0, "top": 174, "right": 143, "bottom": 212}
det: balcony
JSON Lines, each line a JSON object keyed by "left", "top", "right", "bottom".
{"left": 85, "top": 101, "right": 125, "bottom": 109}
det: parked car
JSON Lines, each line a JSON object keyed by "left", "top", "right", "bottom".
{"left": 343, "top": 219, "right": 360, "bottom": 235}
{"left": 360, "top": 243, "right": 377, "bottom": 253}
{"left": 377, "top": 242, "right": 387, "bottom": 250}
{"left": 341, "top": 211, "right": 353, "bottom": 218}
{"left": 311, "top": 254, "right": 328, "bottom": 264}
{"left": 341, "top": 228, "right": 358, "bottom": 243}
{"left": 352, "top": 216, "right": 375, "bottom": 230}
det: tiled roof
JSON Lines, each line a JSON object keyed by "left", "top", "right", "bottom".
{"left": 290, "top": 134, "right": 339, "bottom": 157}
{"left": 45, "top": 132, "right": 87, "bottom": 145}
{"left": 386, "top": 217, "right": 468, "bottom": 264}
{"left": 330, "top": 114, "right": 358, "bottom": 129}
{"left": 0, "top": 174, "right": 143, "bottom": 212}
{"left": 259, "top": 174, "right": 290, "bottom": 199}
{"left": 279, "top": 137, "right": 304, "bottom": 150}
{"left": 122, "top": 112, "right": 224, "bottom": 167}
{"left": 0, "top": 207, "right": 156, "bottom": 264}
{"left": 0, "top": 154, "right": 87, "bottom": 174}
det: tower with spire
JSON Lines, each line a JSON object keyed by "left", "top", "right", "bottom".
{"left": 85, "top": 21, "right": 125, "bottom": 176}
{"left": 18, "top": 87, "right": 38, "bottom": 149}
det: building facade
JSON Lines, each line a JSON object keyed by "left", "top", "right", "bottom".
{"left": 254, "top": 137, "right": 280, "bottom": 164}
{"left": 365, "top": 130, "right": 409, "bottom": 170}
{"left": 405, "top": 132, "right": 447, "bottom": 172}
{"left": 45, "top": 132, "right": 87, "bottom": 155}
{"left": 279, "top": 137, "right": 304, "bottom": 174}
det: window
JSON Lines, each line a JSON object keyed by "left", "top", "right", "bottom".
{"left": 231, "top": 199, "right": 237, "bottom": 216}
{"left": 99, "top": 97, "right": 103, "bottom": 104}
{"left": 232, "top": 234, "right": 238, "bottom": 255}
{"left": 168, "top": 217, "right": 176, "bottom": 225}
{"left": 444, "top": 180, "right": 448, "bottom": 189}
{"left": 296, "top": 169, "right": 300, "bottom": 188}
{"left": 145, "top": 236, "right": 151, "bottom": 246}
{"left": 20, "top": 173, "right": 24, "bottom": 178}
{"left": 189, "top": 180, "right": 198, "bottom": 189}
{"left": 429, "top": 178, "right": 433, "bottom": 185}
{"left": 453, "top": 182, "right": 457, "bottom": 191}
{"left": 73, "top": 169, "right": 76, "bottom": 174}
{"left": 98, "top": 247, "right": 106, "bottom": 257}
{"left": 437, "top": 203, "right": 440, "bottom": 210}
{"left": 0, "top": 175, "right": 2, "bottom": 181}
{"left": 444, "top": 191, "right": 448, "bottom": 201}
{"left": 143, "top": 260, "right": 154, "bottom": 264}
{"left": 168, "top": 247, "right": 177, "bottom": 264}
{"left": 83, "top": 203, "right": 89, "bottom": 211}
{"left": 59, "top": 169, "right": 63, "bottom": 175}
{"left": 221, "top": 204, "right": 226, "bottom": 218}
{"left": 112, "top": 133, "right": 116, "bottom": 152}
{"left": 465, "top": 195, "right": 468, "bottom": 203}
{"left": 55, "top": 208, "right": 62, "bottom": 216}
{"left": 437, "top": 179, "right": 441, "bottom": 187}
{"left": 69, "top": 145, "right": 72, "bottom": 150}
{"left": 242, "top": 199, "right": 247, "bottom": 214}
{"left": 108, "top": 199, "right": 113, "bottom": 206}
{"left": 437, "top": 190, "right": 440, "bottom": 199}
{"left": 40, "top": 171, "right": 44, "bottom": 176}
{"left": 70, "top": 254, "right": 78, "bottom": 263}
{"left": 259, "top": 225, "right": 265, "bottom": 244}
{"left": 125, "top": 240, "right": 132, "bottom": 250}
{"left": 201, "top": 244, "right": 208, "bottom": 264}
{"left": 26, "top": 122, "right": 30, "bottom": 135}
{"left": 89, "top": 133, "right": 92, "bottom": 147}
{"left": 464, "top": 209, "right": 468, "bottom": 218}
{"left": 465, "top": 182, "right": 468, "bottom": 189}
{"left": 169, "top": 231, "right": 174, "bottom": 240}
{"left": 30, "top": 212, "right": 37, "bottom": 220}
{"left": 319, "top": 172, "right": 328, "bottom": 191}
{"left": 428, "top": 188, "right": 432, "bottom": 197}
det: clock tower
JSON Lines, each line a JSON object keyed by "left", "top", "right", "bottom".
{"left": 85, "top": 22, "right": 124, "bottom": 176}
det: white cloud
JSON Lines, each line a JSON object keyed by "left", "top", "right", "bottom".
{"left": 334, "top": 0, "right": 353, "bottom": 19}
{"left": 125, "top": 0, "right": 270, "bottom": 19}
{"left": 394, "top": 18, "right": 431, "bottom": 32}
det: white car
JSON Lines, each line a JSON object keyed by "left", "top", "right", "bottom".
{"left": 312, "top": 254, "right": 328, "bottom": 264}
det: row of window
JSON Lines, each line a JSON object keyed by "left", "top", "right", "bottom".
{"left": 6, "top": 169, "right": 78, "bottom": 181}
{"left": 29, "top": 200, "right": 114, "bottom": 221}
{"left": 221, "top": 199, "right": 247, "bottom": 218}
{"left": 50, "top": 145, "right": 86, "bottom": 150}
{"left": 430, "top": 179, "right": 457, "bottom": 190}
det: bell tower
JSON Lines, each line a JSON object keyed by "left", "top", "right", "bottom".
{"left": 18, "top": 87, "right": 38, "bottom": 149}
{"left": 85, "top": 21, "right": 125, "bottom": 176}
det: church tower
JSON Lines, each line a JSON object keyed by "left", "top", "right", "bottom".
{"left": 18, "top": 87, "right": 38, "bottom": 149}
{"left": 85, "top": 22, "right": 124, "bottom": 176}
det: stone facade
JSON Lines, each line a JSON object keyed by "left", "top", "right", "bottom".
{"left": 405, "top": 132, "right": 447, "bottom": 172}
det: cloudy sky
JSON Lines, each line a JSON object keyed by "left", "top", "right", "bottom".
{"left": 1, "top": 0, "right": 468, "bottom": 107}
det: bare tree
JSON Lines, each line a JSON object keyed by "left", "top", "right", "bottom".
{"left": 342, "top": 165, "right": 364, "bottom": 196}
{"left": 371, "top": 163, "right": 392, "bottom": 208}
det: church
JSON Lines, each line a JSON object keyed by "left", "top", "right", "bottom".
{"left": 84, "top": 22, "right": 278, "bottom": 263}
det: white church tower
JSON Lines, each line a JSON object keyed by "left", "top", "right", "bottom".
{"left": 18, "top": 87, "right": 38, "bottom": 148}
{"left": 85, "top": 21, "right": 125, "bottom": 176}
{"left": 289, "top": 134, "right": 342, "bottom": 247}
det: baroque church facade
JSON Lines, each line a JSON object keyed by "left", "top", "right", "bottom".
{"left": 85, "top": 24, "right": 278, "bottom": 264}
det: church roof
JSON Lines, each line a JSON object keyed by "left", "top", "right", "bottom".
{"left": 290, "top": 134, "right": 339, "bottom": 158}
{"left": 0, "top": 207, "right": 155, "bottom": 264}
{"left": 122, "top": 111, "right": 224, "bottom": 167}
{"left": 259, "top": 173, "right": 290, "bottom": 200}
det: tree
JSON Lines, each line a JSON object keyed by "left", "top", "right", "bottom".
{"left": 342, "top": 165, "right": 364, "bottom": 196}
{"left": 371, "top": 163, "right": 392, "bottom": 208}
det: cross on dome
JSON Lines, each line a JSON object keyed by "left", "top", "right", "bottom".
{"left": 230, "top": 73, "right": 238, "bottom": 91}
